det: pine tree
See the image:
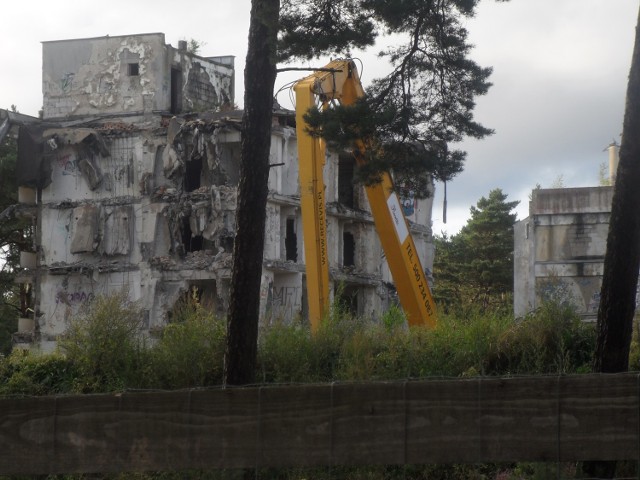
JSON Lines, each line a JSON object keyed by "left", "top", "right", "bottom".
{"left": 434, "top": 189, "right": 518, "bottom": 313}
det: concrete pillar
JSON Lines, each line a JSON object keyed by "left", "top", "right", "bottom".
{"left": 609, "top": 142, "right": 619, "bottom": 184}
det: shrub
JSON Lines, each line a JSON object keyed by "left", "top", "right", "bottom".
{"left": 151, "top": 301, "right": 226, "bottom": 388}
{"left": 487, "top": 301, "right": 596, "bottom": 375}
{"left": 0, "top": 349, "right": 76, "bottom": 395}
{"left": 58, "top": 292, "right": 148, "bottom": 392}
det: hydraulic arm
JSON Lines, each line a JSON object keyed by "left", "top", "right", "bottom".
{"left": 294, "top": 59, "right": 437, "bottom": 331}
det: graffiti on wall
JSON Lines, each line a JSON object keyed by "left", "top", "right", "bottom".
{"left": 55, "top": 290, "right": 94, "bottom": 305}
{"left": 272, "top": 286, "right": 301, "bottom": 307}
{"left": 56, "top": 153, "right": 80, "bottom": 177}
{"left": 60, "top": 73, "right": 75, "bottom": 94}
{"left": 268, "top": 285, "right": 302, "bottom": 320}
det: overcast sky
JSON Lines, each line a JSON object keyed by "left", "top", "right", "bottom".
{"left": 1, "top": 0, "right": 638, "bottom": 235}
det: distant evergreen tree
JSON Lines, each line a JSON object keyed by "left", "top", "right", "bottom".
{"left": 0, "top": 133, "right": 30, "bottom": 354}
{"left": 434, "top": 189, "right": 518, "bottom": 313}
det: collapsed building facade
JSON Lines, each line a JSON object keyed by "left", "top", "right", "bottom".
{"left": 11, "top": 33, "right": 435, "bottom": 351}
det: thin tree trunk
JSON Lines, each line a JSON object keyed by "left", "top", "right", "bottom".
{"left": 584, "top": 5, "right": 640, "bottom": 478}
{"left": 224, "top": 0, "right": 280, "bottom": 386}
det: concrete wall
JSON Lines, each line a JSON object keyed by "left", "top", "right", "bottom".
{"left": 42, "top": 33, "right": 234, "bottom": 119}
{"left": 514, "top": 186, "right": 613, "bottom": 319}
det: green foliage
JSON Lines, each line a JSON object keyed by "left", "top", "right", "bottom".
{"left": 0, "top": 294, "right": 596, "bottom": 394}
{"left": 57, "top": 292, "right": 148, "bottom": 392}
{"left": 598, "top": 161, "right": 612, "bottom": 186}
{"left": 0, "top": 134, "right": 29, "bottom": 355}
{"left": 434, "top": 189, "right": 519, "bottom": 314}
{"left": 0, "top": 349, "right": 76, "bottom": 395}
{"left": 151, "top": 300, "right": 226, "bottom": 388}
{"left": 381, "top": 303, "right": 405, "bottom": 331}
{"left": 278, "top": 0, "right": 375, "bottom": 60}
{"left": 281, "top": 0, "right": 496, "bottom": 197}
{"left": 186, "top": 38, "right": 207, "bottom": 55}
{"left": 486, "top": 301, "right": 595, "bottom": 375}
{"left": 257, "top": 300, "right": 593, "bottom": 383}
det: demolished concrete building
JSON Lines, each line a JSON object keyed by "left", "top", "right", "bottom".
{"left": 12, "top": 33, "right": 435, "bottom": 351}
{"left": 513, "top": 145, "right": 620, "bottom": 320}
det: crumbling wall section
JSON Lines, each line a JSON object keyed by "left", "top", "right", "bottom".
{"left": 42, "top": 33, "right": 235, "bottom": 119}
{"left": 43, "top": 34, "right": 166, "bottom": 119}
{"left": 34, "top": 117, "right": 245, "bottom": 346}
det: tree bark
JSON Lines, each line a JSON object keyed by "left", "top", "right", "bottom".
{"left": 594, "top": 4, "right": 640, "bottom": 375}
{"left": 224, "top": 0, "right": 280, "bottom": 386}
{"left": 584, "top": 5, "right": 640, "bottom": 478}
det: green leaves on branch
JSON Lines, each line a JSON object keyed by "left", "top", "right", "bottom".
{"left": 284, "top": 0, "right": 495, "bottom": 195}
{"left": 278, "top": 0, "right": 376, "bottom": 60}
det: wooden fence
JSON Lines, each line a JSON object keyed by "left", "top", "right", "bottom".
{"left": 1, "top": 373, "right": 639, "bottom": 475}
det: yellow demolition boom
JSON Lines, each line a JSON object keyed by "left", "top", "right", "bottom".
{"left": 294, "top": 59, "right": 437, "bottom": 332}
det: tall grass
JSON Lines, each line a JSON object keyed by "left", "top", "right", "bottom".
{"left": 0, "top": 294, "right": 600, "bottom": 395}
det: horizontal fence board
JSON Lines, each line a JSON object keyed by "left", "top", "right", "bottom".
{"left": 0, "top": 374, "right": 639, "bottom": 474}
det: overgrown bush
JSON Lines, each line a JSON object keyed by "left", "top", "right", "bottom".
{"left": 486, "top": 301, "right": 596, "bottom": 375}
{"left": 150, "top": 300, "right": 226, "bottom": 388}
{"left": 258, "top": 299, "right": 595, "bottom": 382}
{"left": 0, "top": 294, "right": 600, "bottom": 395}
{"left": 57, "top": 292, "right": 149, "bottom": 392}
{"left": 0, "top": 349, "right": 76, "bottom": 395}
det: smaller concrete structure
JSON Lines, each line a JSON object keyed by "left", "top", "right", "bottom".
{"left": 42, "top": 33, "right": 234, "bottom": 119}
{"left": 514, "top": 186, "right": 614, "bottom": 319}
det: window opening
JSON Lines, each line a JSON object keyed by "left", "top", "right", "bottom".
{"left": 181, "top": 216, "right": 203, "bottom": 252}
{"left": 337, "top": 285, "right": 359, "bottom": 317}
{"left": 184, "top": 156, "right": 202, "bottom": 192}
{"left": 220, "top": 234, "right": 234, "bottom": 253}
{"left": 285, "top": 217, "right": 298, "bottom": 261}
{"left": 128, "top": 63, "right": 140, "bottom": 76}
{"left": 343, "top": 231, "right": 355, "bottom": 267}
{"left": 338, "top": 155, "right": 355, "bottom": 207}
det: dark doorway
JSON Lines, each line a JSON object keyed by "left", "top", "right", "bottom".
{"left": 181, "top": 216, "right": 203, "bottom": 252}
{"left": 285, "top": 217, "right": 298, "bottom": 261}
{"left": 184, "top": 156, "right": 202, "bottom": 192}
{"left": 343, "top": 231, "right": 355, "bottom": 267}
{"left": 338, "top": 155, "right": 355, "bottom": 208}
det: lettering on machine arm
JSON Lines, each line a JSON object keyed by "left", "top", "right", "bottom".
{"left": 387, "top": 194, "right": 409, "bottom": 244}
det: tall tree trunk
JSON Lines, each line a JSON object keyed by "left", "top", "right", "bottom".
{"left": 594, "top": 5, "right": 640, "bottom": 374}
{"left": 584, "top": 6, "right": 640, "bottom": 478}
{"left": 224, "top": 0, "right": 280, "bottom": 386}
